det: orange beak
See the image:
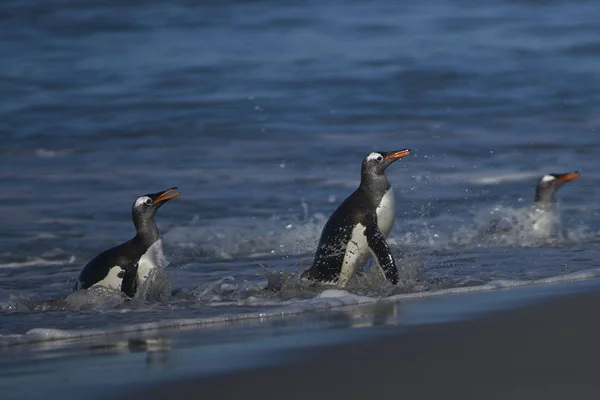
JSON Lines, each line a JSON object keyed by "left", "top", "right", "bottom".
{"left": 384, "top": 149, "right": 412, "bottom": 161}
{"left": 155, "top": 187, "right": 180, "bottom": 203}
{"left": 557, "top": 172, "right": 580, "bottom": 183}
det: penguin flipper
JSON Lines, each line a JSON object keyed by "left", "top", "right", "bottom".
{"left": 121, "top": 269, "right": 137, "bottom": 298}
{"left": 365, "top": 219, "right": 399, "bottom": 285}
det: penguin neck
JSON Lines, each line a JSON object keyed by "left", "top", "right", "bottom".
{"left": 359, "top": 171, "right": 391, "bottom": 196}
{"left": 133, "top": 216, "right": 161, "bottom": 246}
{"left": 534, "top": 188, "right": 554, "bottom": 205}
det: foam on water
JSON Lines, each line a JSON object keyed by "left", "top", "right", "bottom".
{"left": 3, "top": 267, "right": 600, "bottom": 348}
{"left": 433, "top": 171, "right": 543, "bottom": 186}
{"left": 0, "top": 255, "right": 76, "bottom": 269}
{"left": 2, "top": 259, "right": 173, "bottom": 313}
{"left": 468, "top": 172, "right": 543, "bottom": 185}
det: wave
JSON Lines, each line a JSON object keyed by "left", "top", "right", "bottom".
{"left": 2, "top": 267, "right": 600, "bottom": 348}
{"left": 0, "top": 255, "right": 76, "bottom": 269}
{"left": 421, "top": 170, "right": 542, "bottom": 186}
{"left": 468, "top": 171, "right": 542, "bottom": 185}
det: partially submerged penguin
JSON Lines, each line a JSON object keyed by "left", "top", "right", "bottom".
{"left": 534, "top": 172, "right": 580, "bottom": 205}
{"left": 302, "top": 149, "right": 412, "bottom": 287}
{"left": 75, "top": 187, "right": 180, "bottom": 297}
{"left": 530, "top": 171, "right": 579, "bottom": 235}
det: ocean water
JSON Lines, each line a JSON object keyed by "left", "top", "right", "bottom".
{"left": 2, "top": 0, "right": 600, "bottom": 345}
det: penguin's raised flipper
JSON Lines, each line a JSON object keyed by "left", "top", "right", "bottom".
{"left": 365, "top": 216, "right": 399, "bottom": 284}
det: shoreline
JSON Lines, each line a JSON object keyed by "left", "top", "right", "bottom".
{"left": 2, "top": 277, "right": 600, "bottom": 399}
{"left": 125, "top": 280, "right": 600, "bottom": 400}
{"left": 3, "top": 268, "right": 600, "bottom": 349}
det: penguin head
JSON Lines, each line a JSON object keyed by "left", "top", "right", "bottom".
{"left": 362, "top": 149, "right": 412, "bottom": 176}
{"left": 132, "top": 187, "right": 180, "bottom": 232}
{"left": 534, "top": 172, "right": 579, "bottom": 203}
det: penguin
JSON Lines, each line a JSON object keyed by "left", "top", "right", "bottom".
{"left": 74, "top": 187, "right": 180, "bottom": 297}
{"left": 301, "top": 149, "right": 412, "bottom": 287}
{"left": 534, "top": 171, "right": 580, "bottom": 204}
{"left": 530, "top": 171, "right": 579, "bottom": 235}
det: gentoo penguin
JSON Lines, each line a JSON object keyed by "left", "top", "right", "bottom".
{"left": 534, "top": 172, "right": 580, "bottom": 204}
{"left": 75, "top": 187, "right": 180, "bottom": 297}
{"left": 530, "top": 171, "right": 579, "bottom": 235}
{"left": 301, "top": 149, "right": 412, "bottom": 287}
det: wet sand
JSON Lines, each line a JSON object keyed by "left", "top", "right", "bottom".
{"left": 127, "top": 287, "right": 600, "bottom": 400}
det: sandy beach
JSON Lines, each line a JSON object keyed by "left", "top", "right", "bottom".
{"left": 125, "top": 281, "right": 600, "bottom": 400}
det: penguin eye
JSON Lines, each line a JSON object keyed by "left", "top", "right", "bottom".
{"left": 376, "top": 156, "right": 383, "bottom": 162}
{"left": 144, "top": 198, "right": 153, "bottom": 206}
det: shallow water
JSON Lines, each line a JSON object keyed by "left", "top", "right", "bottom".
{"left": 2, "top": 0, "right": 600, "bottom": 342}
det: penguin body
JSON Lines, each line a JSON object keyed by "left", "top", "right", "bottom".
{"left": 75, "top": 188, "right": 179, "bottom": 297}
{"left": 529, "top": 171, "right": 579, "bottom": 237}
{"left": 302, "top": 150, "right": 411, "bottom": 287}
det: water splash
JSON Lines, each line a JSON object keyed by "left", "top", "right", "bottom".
{"left": 450, "top": 204, "right": 590, "bottom": 248}
{"left": 164, "top": 211, "right": 327, "bottom": 259}
{"left": 3, "top": 269, "right": 175, "bottom": 313}
{"left": 64, "top": 287, "right": 126, "bottom": 311}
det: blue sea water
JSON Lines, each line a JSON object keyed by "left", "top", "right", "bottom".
{"left": 1, "top": 0, "right": 600, "bottom": 343}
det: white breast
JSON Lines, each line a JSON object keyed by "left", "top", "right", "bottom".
{"left": 137, "top": 239, "right": 166, "bottom": 285}
{"left": 530, "top": 207, "right": 558, "bottom": 237}
{"left": 92, "top": 266, "right": 124, "bottom": 291}
{"left": 338, "top": 223, "right": 371, "bottom": 288}
{"left": 376, "top": 189, "right": 396, "bottom": 237}
{"left": 336, "top": 190, "right": 397, "bottom": 288}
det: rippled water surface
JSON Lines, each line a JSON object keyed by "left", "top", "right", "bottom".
{"left": 1, "top": 0, "right": 600, "bottom": 341}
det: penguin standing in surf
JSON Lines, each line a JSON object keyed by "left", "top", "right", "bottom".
{"left": 302, "top": 149, "right": 412, "bottom": 287}
{"left": 75, "top": 187, "right": 180, "bottom": 297}
{"left": 529, "top": 171, "right": 579, "bottom": 236}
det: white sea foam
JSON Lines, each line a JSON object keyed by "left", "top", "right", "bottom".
{"left": 0, "top": 256, "right": 76, "bottom": 269}
{"left": 33, "top": 148, "right": 74, "bottom": 158}
{"left": 468, "top": 172, "right": 542, "bottom": 185}
{"left": 425, "top": 171, "right": 541, "bottom": 186}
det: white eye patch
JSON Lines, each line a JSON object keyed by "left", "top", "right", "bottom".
{"left": 134, "top": 196, "right": 152, "bottom": 208}
{"left": 366, "top": 152, "right": 383, "bottom": 161}
{"left": 540, "top": 175, "right": 556, "bottom": 183}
